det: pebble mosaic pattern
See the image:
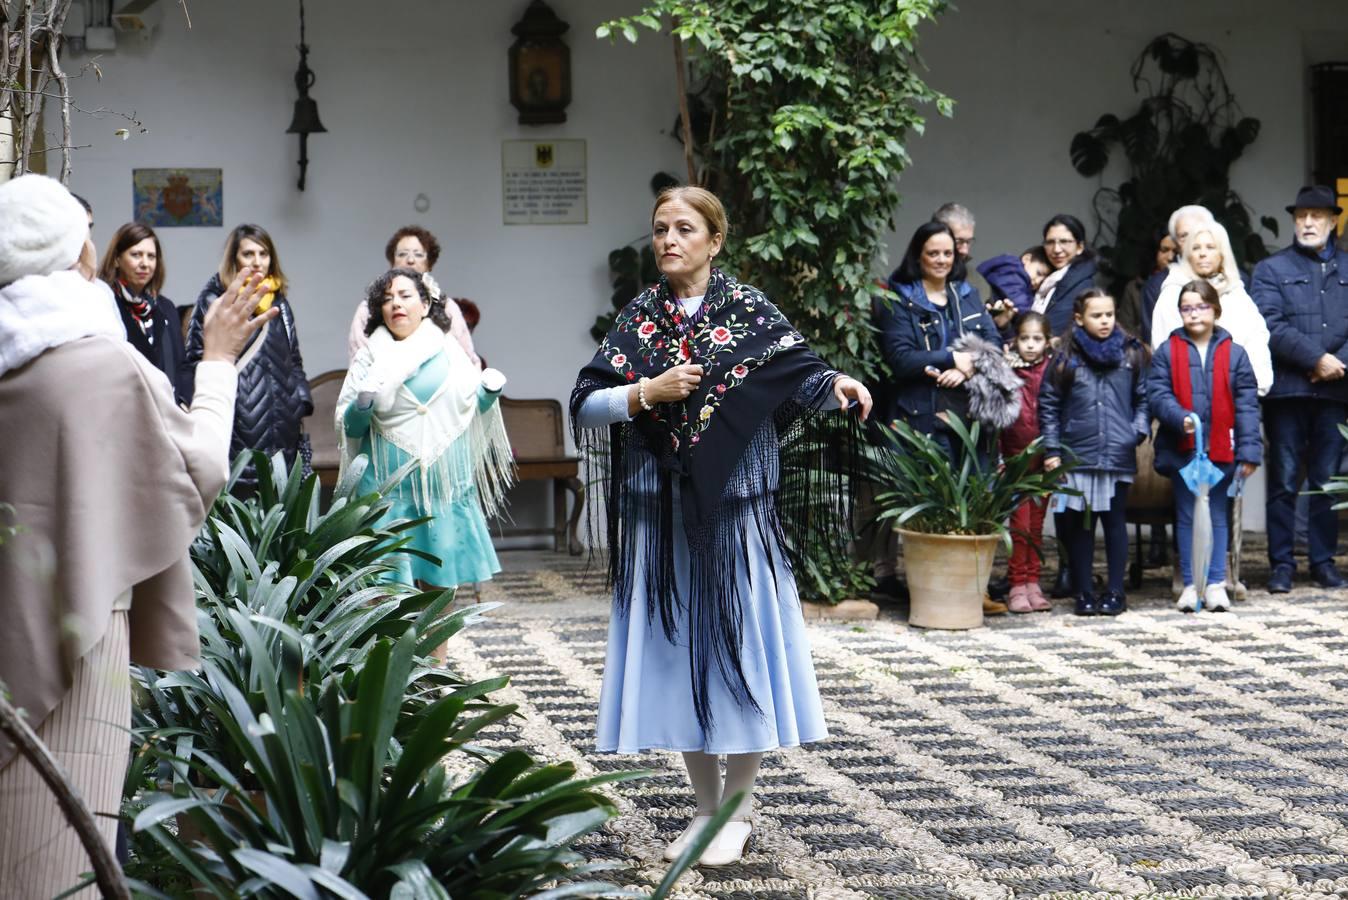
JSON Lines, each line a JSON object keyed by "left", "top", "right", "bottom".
{"left": 464, "top": 555, "right": 1348, "bottom": 898}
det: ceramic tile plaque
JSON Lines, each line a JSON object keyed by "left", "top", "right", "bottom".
{"left": 133, "top": 168, "right": 223, "bottom": 227}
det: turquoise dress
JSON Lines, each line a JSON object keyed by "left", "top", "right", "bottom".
{"left": 343, "top": 353, "right": 501, "bottom": 587}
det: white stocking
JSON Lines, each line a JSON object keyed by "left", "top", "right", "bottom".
{"left": 681, "top": 751, "right": 722, "bottom": 816}
{"left": 722, "top": 752, "right": 763, "bottom": 821}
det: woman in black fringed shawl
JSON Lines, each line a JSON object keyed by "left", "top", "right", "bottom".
{"left": 571, "top": 187, "right": 871, "bottom": 867}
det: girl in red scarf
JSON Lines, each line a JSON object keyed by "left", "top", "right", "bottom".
{"left": 1147, "top": 280, "right": 1261, "bottom": 611}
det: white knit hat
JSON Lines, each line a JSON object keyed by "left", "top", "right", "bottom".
{"left": 0, "top": 174, "right": 90, "bottom": 286}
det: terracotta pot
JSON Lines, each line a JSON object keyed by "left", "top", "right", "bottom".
{"left": 899, "top": 528, "right": 1000, "bottom": 629}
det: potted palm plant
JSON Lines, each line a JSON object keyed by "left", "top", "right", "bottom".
{"left": 866, "top": 415, "right": 1069, "bottom": 629}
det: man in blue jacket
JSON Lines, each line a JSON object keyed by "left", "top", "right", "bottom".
{"left": 1253, "top": 185, "right": 1348, "bottom": 593}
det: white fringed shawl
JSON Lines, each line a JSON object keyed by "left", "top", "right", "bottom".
{"left": 335, "top": 320, "right": 513, "bottom": 516}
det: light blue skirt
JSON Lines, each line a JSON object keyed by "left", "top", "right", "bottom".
{"left": 1053, "top": 469, "right": 1134, "bottom": 514}
{"left": 595, "top": 514, "right": 828, "bottom": 755}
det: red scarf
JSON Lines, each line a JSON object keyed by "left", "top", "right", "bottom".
{"left": 1169, "top": 333, "right": 1233, "bottom": 463}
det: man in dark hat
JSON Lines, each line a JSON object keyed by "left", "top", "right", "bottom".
{"left": 1253, "top": 185, "right": 1348, "bottom": 593}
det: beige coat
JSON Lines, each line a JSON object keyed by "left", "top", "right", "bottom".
{"left": 0, "top": 336, "right": 235, "bottom": 767}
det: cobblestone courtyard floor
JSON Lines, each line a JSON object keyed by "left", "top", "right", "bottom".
{"left": 463, "top": 549, "right": 1348, "bottom": 898}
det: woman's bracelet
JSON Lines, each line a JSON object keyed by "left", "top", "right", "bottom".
{"left": 637, "top": 377, "right": 654, "bottom": 411}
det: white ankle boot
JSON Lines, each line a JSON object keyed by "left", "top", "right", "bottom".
{"left": 663, "top": 815, "right": 713, "bottom": 861}
{"left": 1205, "top": 583, "right": 1231, "bottom": 612}
{"left": 1176, "top": 585, "right": 1199, "bottom": 612}
{"left": 697, "top": 819, "right": 753, "bottom": 867}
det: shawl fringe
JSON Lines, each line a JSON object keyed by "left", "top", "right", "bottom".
{"left": 573, "top": 367, "right": 857, "bottom": 732}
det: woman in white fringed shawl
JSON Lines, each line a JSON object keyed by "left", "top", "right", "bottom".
{"left": 336, "top": 268, "right": 513, "bottom": 588}
{"left": 1150, "top": 220, "right": 1273, "bottom": 395}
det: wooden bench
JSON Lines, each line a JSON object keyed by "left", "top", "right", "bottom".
{"left": 303, "top": 369, "right": 346, "bottom": 488}
{"left": 498, "top": 396, "right": 585, "bottom": 554}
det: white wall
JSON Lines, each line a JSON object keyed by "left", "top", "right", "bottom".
{"left": 60, "top": 0, "right": 1348, "bottom": 533}
{"left": 883, "top": 1, "right": 1348, "bottom": 260}
{"left": 66, "top": 0, "right": 684, "bottom": 397}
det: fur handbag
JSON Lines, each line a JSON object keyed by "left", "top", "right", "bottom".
{"left": 951, "top": 334, "right": 1022, "bottom": 430}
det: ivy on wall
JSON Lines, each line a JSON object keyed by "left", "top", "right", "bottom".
{"left": 599, "top": 0, "right": 953, "bottom": 379}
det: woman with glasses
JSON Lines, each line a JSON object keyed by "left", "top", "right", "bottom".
{"left": 1032, "top": 214, "right": 1101, "bottom": 336}
{"left": 1149, "top": 220, "right": 1272, "bottom": 395}
{"left": 347, "top": 226, "right": 479, "bottom": 366}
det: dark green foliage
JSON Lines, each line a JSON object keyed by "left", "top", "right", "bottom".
{"left": 598, "top": 1, "right": 953, "bottom": 379}
{"left": 864, "top": 415, "right": 1070, "bottom": 549}
{"left": 592, "top": 241, "right": 663, "bottom": 343}
{"left": 123, "top": 452, "right": 707, "bottom": 897}
{"left": 1068, "top": 34, "right": 1277, "bottom": 292}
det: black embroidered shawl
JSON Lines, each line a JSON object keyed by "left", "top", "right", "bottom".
{"left": 571, "top": 268, "right": 855, "bottom": 731}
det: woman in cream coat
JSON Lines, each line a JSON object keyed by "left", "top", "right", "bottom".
{"left": 1150, "top": 220, "right": 1273, "bottom": 395}
{"left": 0, "top": 175, "right": 270, "bottom": 898}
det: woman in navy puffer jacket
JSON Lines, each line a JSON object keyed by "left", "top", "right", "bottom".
{"left": 185, "top": 224, "right": 312, "bottom": 495}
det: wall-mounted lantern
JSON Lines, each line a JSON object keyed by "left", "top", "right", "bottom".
{"left": 508, "top": 0, "right": 571, "bottom": 126}
{"left": 286, "top": 0, "right": 326, "bottom": 191}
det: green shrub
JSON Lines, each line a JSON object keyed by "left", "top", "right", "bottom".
{"left": 123, "top": 452, "right": 715, "bottom": 897}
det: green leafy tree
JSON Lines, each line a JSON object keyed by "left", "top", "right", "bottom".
{"left": 599, "top": 1, "right": 953, "bottom": 378}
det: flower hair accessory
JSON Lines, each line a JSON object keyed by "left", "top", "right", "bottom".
{"left": 421, "top": 272, "right": 443, "bottom": 301}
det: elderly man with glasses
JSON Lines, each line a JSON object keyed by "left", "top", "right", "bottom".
{"left": 1254, "top": 185, "right": 1348, "bottom": 593}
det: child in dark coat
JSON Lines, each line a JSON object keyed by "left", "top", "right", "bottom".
{"left": 1147, "top": 280, "right": 1261, "bottom": 612}
{"left": 1039, "top": 289, "right": 1151, "bottom": 617}
{"left": 1000, "top": 312, "right": 1053, "bottom": 613}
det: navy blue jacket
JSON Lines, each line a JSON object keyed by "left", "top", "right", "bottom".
{"left": 1038, "top": 335, "right": 1149, "bottom": 472}
{"left": 1147, "top": 326, "right": 1261, "bottom": 477}
{"left": 976, "top": 254, "right": 1033, "bottom": 310}
{"left": 1251, "top": 242, "right": 1348, "bottom": 402}
{"left": 1042, "top": 256, "right": 1099, "bottom": 336}
{"left": 116, "top": 292, "right": 189, "bottom": 405}
{"left": 873, "top": 273, "right": 999, "bottom": 425}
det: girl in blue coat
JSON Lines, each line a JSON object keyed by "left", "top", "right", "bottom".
{"left": 1039, "top": 288, "right": 1150, "bottom": 616}
{"left": 1148, "top": 280, "right": 1261, "bottom": 612}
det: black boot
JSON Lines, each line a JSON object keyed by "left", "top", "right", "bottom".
{"left": 1051, "top": 563, "right": 1073, "bottom": 598}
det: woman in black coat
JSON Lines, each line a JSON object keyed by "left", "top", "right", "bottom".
{"left": 99, "top": 222, "right": 189, "bottom": 404}
{"left": 1034, "top": 214, "right": 1100, "bottom": 337}
{"left": 185, "top": 223, "right": 312, "bottom": 492}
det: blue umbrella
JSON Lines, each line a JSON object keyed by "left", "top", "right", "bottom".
{"left": 1179, "top": 416, "right": 1225, "bottom": 602}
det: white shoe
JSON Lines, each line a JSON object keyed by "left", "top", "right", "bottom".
{"left": 1205, "top": 583, "right": 1231, "bottom": 612}
{"left": 662, "top": 815, "right": 713, "bottom": 861}
{"left": 697, "top": 819, "right": 753, "bottom": 867}
{"left": 1176, "top": 585, "right": 1199, "bottom": 612}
